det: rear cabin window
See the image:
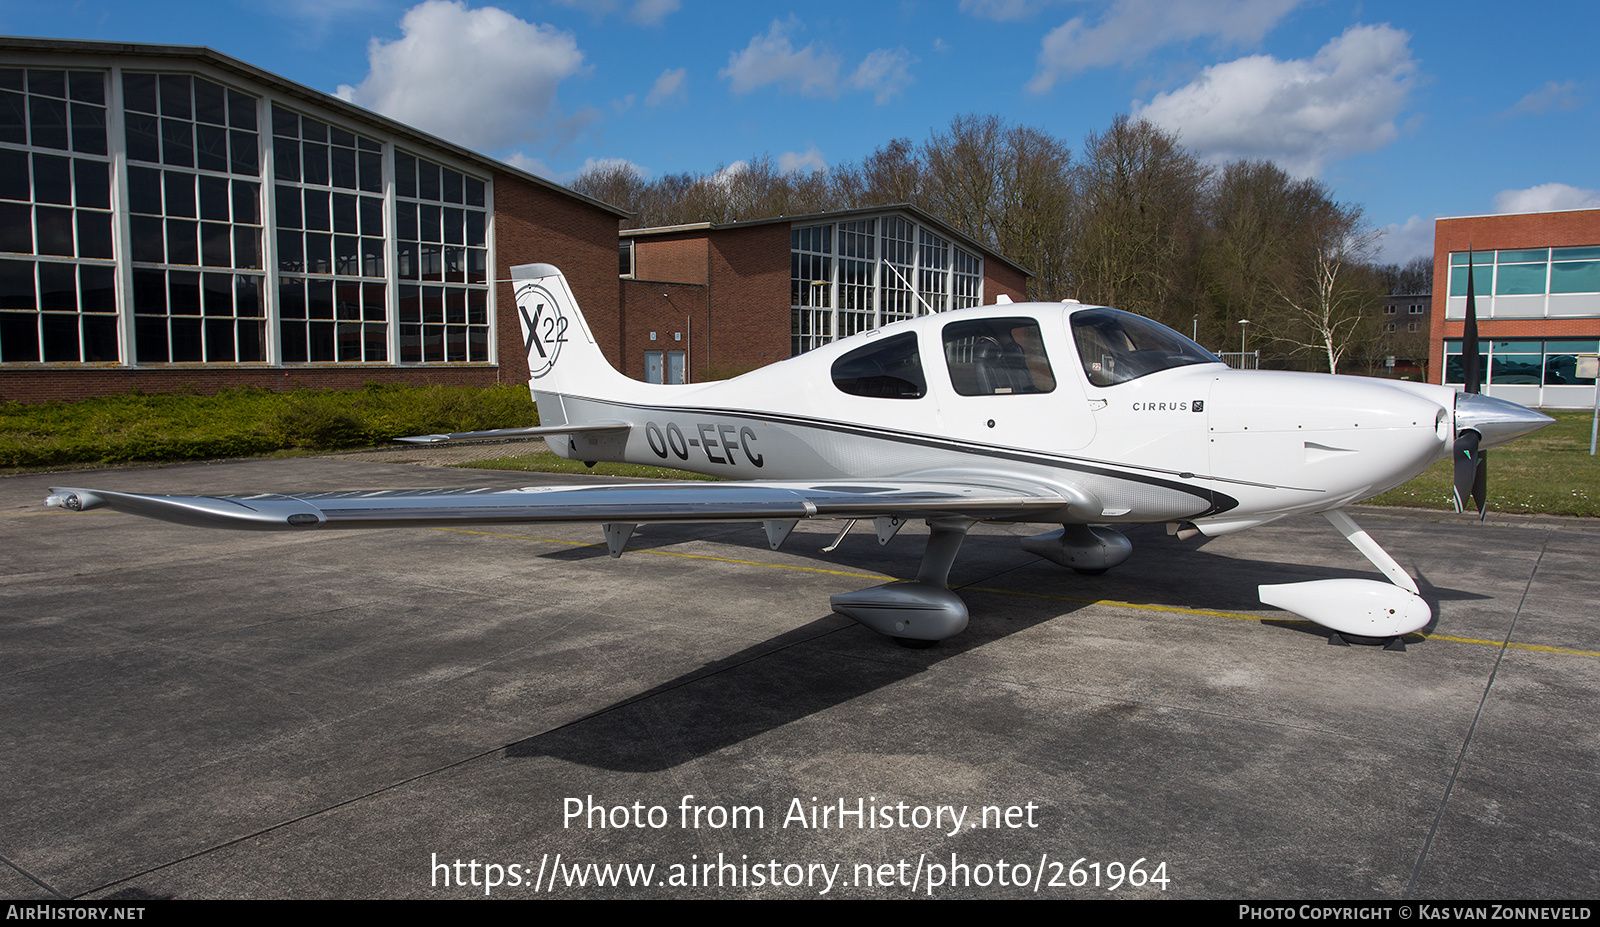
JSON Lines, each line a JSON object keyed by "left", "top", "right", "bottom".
{"left": 942, "top": 318, "right": 1056, "bottom": 396}
{"left": 831, "top": 332, "right": 926, "bottom": 399}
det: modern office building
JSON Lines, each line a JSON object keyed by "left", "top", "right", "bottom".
{"left": 1432, "top": 208, "right": 1600, "bottom": 408}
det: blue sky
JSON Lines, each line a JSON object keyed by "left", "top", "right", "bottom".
{"left": 3, "top": 0, "right": 1597, "bottom": 263}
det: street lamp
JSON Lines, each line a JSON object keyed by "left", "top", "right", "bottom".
{"left": 1237, "top": 319, "right": 1250, "bottom": 361}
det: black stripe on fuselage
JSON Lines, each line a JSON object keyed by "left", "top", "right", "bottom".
{"left": 544, "top": 393, "right": 1244, "bottom": 518}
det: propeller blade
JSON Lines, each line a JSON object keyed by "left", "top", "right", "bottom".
{"left": 1462, "top": 248, "right": 1482, "bottom": 395}
{"left": 1453, "top": 430, "right": 1482, "bottom": 515}
{"left": 1472, "top": 449, "right": 1489, "bottom": 520}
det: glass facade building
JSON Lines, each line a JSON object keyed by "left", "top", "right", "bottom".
{"left": 790, "top": 212, "right": 984, "bottom": 356}
{"left": 0, "top": 52, "right": 497, "bottom": 370}
{"left": 1439, "top": 241, "right": 1600, "bottom": 407}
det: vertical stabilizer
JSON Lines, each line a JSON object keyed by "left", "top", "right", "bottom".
{"left": 511, "top": 263, "right": 630, "bottom": 397}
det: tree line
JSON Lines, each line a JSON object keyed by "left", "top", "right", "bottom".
{"left": 574, "top": 114, "right": 1433, "bottom": 373}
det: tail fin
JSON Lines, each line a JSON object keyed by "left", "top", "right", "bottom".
{"left": 511, "top": 263, "right": 630, "bottom": 397}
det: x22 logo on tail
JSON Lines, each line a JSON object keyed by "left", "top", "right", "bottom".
{"left": 518, "top": 283, "right": 569, "bottom": 379}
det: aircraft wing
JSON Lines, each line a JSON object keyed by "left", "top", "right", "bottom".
{"left": 44, "top": 477, "right": 1088, "bottom": 531}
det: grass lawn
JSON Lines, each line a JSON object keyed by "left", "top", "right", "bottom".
{"left": 1368, "top": 409, "right": 1600, "bottom": 516}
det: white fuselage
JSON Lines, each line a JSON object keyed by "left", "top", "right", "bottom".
{"left": 536, "top": 302, "right": 1457, "bottom": 535}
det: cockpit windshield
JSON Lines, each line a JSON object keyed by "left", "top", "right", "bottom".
{"left": 1070, "top": 308, "right": 1222, "bottom": 387}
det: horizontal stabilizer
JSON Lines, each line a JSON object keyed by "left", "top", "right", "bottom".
{"left": 397, "top": 421, "right": 631, "bottom": 445}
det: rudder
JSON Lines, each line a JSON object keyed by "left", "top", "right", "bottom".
{"left": 511, "top": 263, "right": 628, "bottom": 395}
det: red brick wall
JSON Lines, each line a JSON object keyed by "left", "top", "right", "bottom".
{"left": 620, "top": 280, "right": 708, "bottom": 380}
{"left": 984, "top": 262, "right": 1028, "bottom": 305}
{"left": 707, "top": 225, "right": 791, "bottom": 370}
{"left": 1428, "top": 210, "right": 1600, "bottom": 383}
{"left": 493, "top": 172, "right": 623, "bottom": 378}
{"left": 632, "top": 235, "right": 709, "bottom": 285}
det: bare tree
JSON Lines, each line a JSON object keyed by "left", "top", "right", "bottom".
{"left": 571, "top": 160, "right": 649, "bottom": 221}
{"left": 1265, "top": 207, "right": 1382, "bottom": 374}
{"left": 832, "top": 137, "right": 923, "bottom": 207}
{"left": 1070, "top": 115, "right": 1209, "bottom": 329}
{"left": 991, "top": 124, "right": 1074, "bottom": 300}
{"left": 921, "top": 114, "right": 1005, "bottom": 246}
{"left": 1371, "top": 255, "right": 1434, "bottom": 296}
{"left": 1198, "top": 160, "right": 1343, "bottom": 349}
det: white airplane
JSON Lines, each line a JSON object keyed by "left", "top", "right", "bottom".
{"left": 46, "top": 263, "right": 1551, "bottom": 647}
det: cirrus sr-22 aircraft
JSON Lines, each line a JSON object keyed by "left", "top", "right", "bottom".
{"left": 47, "top": 263, "right": 1552, "bottom": 647}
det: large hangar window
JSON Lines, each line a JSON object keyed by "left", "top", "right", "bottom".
{"left": 789, "top": 212, "right": 985, "bottom": 357}
{"left": 0, "top": 68, "right": 118, "bottom": 363}
{"left": 393, "top": 150, "right": 489, "bottom": 364}
{"left": 272, "top": 105, "right": 386, "bottom": 363}
{"left": 791, "top": 223, "right": 832, "bottom": 356}
{"left": 124, "top": 72, "right": 265, "bottom": 364}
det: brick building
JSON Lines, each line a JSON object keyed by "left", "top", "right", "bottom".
{"left": 618, "top": 206, "right": 1030, "bottom": 383}
{"left": 1432, "top": 209, "right": 1600, "bottom": 408}
{"left": 0, "top": 37, "right": 627, "bottom": 402}
{"left": 0, "top": 39, "right": 1035, "bottom": 402}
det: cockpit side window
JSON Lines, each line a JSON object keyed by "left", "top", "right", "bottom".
{"left": 831, "top": 332, "right": 926, "bottom": 399}
{"left": 942, "top": 317, "right": 1056, "bottom": 396}
{"left": 1070, "top": 308, "right": 1221, "bottom": 387}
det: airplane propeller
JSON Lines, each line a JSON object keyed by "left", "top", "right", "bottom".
{"left": 1452, "top": 426, "right": 1487, "bottom": 518}
{"left": 1453, "top": 249, "right": 1488, "bottom": 519}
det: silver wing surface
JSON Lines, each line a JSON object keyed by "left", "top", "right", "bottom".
{"left": 45, "top": 478, "right": 1089, "bottom": 531}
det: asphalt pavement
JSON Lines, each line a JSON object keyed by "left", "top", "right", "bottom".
{"left": 2, "top": 449, "right": 1597, "bottom": 899}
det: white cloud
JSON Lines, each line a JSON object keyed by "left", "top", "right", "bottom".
{"left": 580, "top": 156, "right": 645, "bottom": 174}
{"left": 646, "top": 68, "right": 687, "bottom": 106}
{"left": 1029, "top": 0, "right": 1301, "bottom": 92}
{"left": 721, "top": 18, "right": 912, "bottom": 105}
{"left": 1377, "top": 215, "right": 1434, "bottom": 264}
{"left": 628, "top": 0, "right": 680, "bottom": 26}
{"left": 336, "top": 1, "right": 585, "bottom": 153}
{"left": 1505, "top": 80, "right": 1584, "bottom": 116}
{"left": 1492, "top": 183, "right": 1600, "bottom": 215}
{"left": 721, "top": 17, "right": 843, "bottom": 97}
{"left": 276, "top": 0, "right": 385, "bottom": 25}
{"left": 1132, "top": 24, "right": 1417, "bottom": 177}
{"left": 549, "top": 0, "right": 678, "bottom": 24}
{"left": 711, "top": 160, "right": 750, "bottom": 187}
{"left": 502, "top": 151, "right": 559, "bottom": 179}
{"left": 848, "top": 48, "right": 916, "bottom": 104}
{"left": 959, "top": 0, "right": 1059, "bottom": 21}
{"left": 779, "top": 147, "right": 828, "bottom": 174}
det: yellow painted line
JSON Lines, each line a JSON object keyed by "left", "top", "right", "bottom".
{"left": 442, "top": 526, "right": 1600, "bottom": 659}
{"left": 966, "top": 585, "right": 1269, "bottom": 623}
{"left": 966, "top": 585, "right": 1600, "bottom": 657}
{"left": 1422, "top": 634, "right": 1600, "bottom": 659}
